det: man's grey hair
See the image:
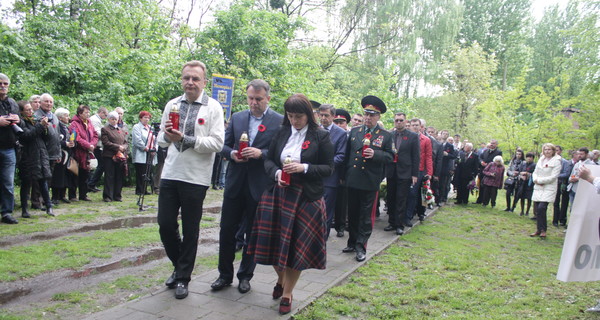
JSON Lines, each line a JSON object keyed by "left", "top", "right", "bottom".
{"left": 40, "top": 93, "right": 53, "bottom": 101}
{"left": 319, "top": 104, "right": 335, "bottom": 115}
{"left": 246, "top": 79, "right": 271, "bottom": 96}
{"left": 98, "top": 107, "right": 108, "bottom": 114}
{"left": 0, "top": 73, "right": 9, "bottom": 83}
{"left": 107, "top": 111, "right": 119, "bottom": 120}
{"left": 29, "top": 95, "right": 40, "bottom": 102}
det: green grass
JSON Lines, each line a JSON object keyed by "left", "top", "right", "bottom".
{"left": 296, "top": 201, "right": 599, "bottom": 319}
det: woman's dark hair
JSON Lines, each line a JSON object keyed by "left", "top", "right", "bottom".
{"left": 17, "top": 100, "right": 29, "bottom": 112}
{"left": 513, "top": 148, "right": 524, "bottom": 161}
{"left": 76, "top": 105, "right": 90, "bottom": 115}
{"left": 282, "top": 94, "right": 318, "bottom": 129}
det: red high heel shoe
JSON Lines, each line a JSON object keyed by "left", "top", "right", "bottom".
{"left": 279, "top": 296, "right": 293, "bottom": 315}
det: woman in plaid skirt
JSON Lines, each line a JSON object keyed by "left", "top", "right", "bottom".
{"left": 247, "top": 94, "right": 333, "bottom": 314}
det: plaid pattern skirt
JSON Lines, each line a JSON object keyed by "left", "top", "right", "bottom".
{"left": 248, "top": 182, "right": 327, "bottom": 271}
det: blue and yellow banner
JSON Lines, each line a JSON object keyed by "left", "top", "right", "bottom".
{"left": 211, "top": 74, "right": 235, "bottom": 121}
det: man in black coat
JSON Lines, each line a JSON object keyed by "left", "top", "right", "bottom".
{"left": 212, "top": 79, "right": 284, "bottom": 294}
{"left": 475, "top": 139, "right": 502, "bottom": 203}
{"left": 384, "top": 112, "right": 420, "bottom": 235}
{"left": 454, "top": 142, "right": 479, "bottom": 204}
{"left": 343, "top": 96, "right": 394, "bottom": 262}
{"left": 0, "top": 73, "right": 21, "bottom": 224}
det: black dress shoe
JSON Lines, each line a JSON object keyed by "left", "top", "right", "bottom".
{"left": 418, "top": 215, "right": 425, "bottom": 222}
{"left": 60, "top": 198, "right": 71, "bottom": 204}
{"left": 31, "top": 204, "right": 43, "bottom": 210}
{"left": 88, "top": 186, "right": 101, "bottom": 193}
{"left": 211, "top": 278, "right": 232, "bottom": 291}
{"left": 1, "top": 214, "right": 18, "bottom": 224}
{"left": 21, "top": 210, "right": 31, "bottom": 218}
{"left": 342, "top": 246, "right": 355, "bottom": 253}
{"left": 175, "top": 282, "right": 188, "bottom": 299}
{"left": 356, "top": 251, "right": 366, "bottom": 262}
{"left": 80, "top": 197, "right": 92, "bottom": 202}
{"left": 552, "top": 222, "right": 559, "bottom": 227}
{"left": 336, "top": 230, "right": 344, "bottom": 237}
{"left": 402, "top": 220, "right": 413, "bottom": 228}
{"left": 238, "top": 279, "right": 251, "bottom": 293}
{"left": 46, "top": 207, "right": 55, "bottom": 217}
{"left": 69, "top": 197, "right": 79, "bottom": 202}
{"left": 165, "top": 271, "right": 176, "bottom": 289}
{"left": 51, "top": 200, "right": 59, "bottom": 205}
{"left": 383, "top": 225, "right": 395, "bottom": 232}
{"left": 396, "top": 228, "right": 404, "bottom": 235}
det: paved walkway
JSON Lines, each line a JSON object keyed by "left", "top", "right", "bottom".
{"left": 87, "top": 208, "right": 438, "bottom": 320}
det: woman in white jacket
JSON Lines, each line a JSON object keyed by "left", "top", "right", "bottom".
{"left": 530, "top": 143, "right": 562, "bottom": 238}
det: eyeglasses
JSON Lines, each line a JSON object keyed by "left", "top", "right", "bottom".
{"left": 394, "top": 119, "right": 405, "bottom": 122}
{"left": 0, "top": 82, "right": 9, "bottom": 86}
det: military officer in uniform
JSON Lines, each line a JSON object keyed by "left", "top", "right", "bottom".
{"left": 343, "top": 96, "right": 394, "bottom": 261}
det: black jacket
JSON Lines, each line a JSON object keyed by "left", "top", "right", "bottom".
{"left": 18, "top": 117, "right": 51, "bottom": 180}
{"left": 221, "top": 108, "right": 284, "bottom": 202}
{"left": 264, "top": 125, "right": 333, "bottom": 202}
{"left": 0, "top": 98, "right": 20, "bottom": 149}
{"left": 385, "top": 129, "right": 420, "bottom": 181}
{"left": 345, "top": 125, "right": 394, "bottom": 191}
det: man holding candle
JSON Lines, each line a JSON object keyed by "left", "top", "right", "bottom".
{"left": 343, "top": 96, "right": 394, "bottom": 262}
{"left": 211, "top": 79, "right": 283, "bottom": 294}
{"left": 157, "top": 60, "right": 225, "bottom": 299}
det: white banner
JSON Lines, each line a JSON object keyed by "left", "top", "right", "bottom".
{"left": 557, "top": 165, "right": 600, "bottom": 282}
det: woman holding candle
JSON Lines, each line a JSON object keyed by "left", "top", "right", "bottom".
{"left": 247, "top": 93, "right": 333, "bottom": 315}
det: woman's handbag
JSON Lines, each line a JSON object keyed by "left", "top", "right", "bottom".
{"left": 67, "top": 157, "right": 79, "bottom": 176}
{"left": 504, "top": 177, "right": 515, "bottom": 189}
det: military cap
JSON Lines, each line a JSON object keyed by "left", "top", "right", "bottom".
{"left": 310, "top": 100, "right": 321, "bottom": 110}
{"left": 361, "top": 95, "right": 387, "bottom": 114}
{"left": 333, "top": 109, "right": 351, "bottom": 123}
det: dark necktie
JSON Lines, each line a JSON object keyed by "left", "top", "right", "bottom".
{"left": 395, "top": 131, "right": 403, "bottom": 150}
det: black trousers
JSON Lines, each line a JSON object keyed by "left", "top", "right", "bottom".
{"left": 535, "top": 201, "right": 549, "bottom": 232}
{"left": 323, "top": 186, "right": 338, "bottom": 239}
{"left": 334, "top": 185, "right": 348, "bottom": 232}
{"left": 103, "top": 158, "right": 124, "bottom": 201}
{"left": 218, "top": 182, "right": 258, "bottom": 282}
{"left": 347, "top": 187, "right": 378, "bottom": 252}
{"left": 553, "top": 182, "right": 569, "bottom": 225}
{"left": 439, "top": 174, "right": 452, "bottom": 202}
{"left": 134, "top": 163, "right": 151, "bottom": 195}
{"left": 69, "top": 169, "right": 90, "bottom": 200}
{"left": 88, "top": 148, "right": 104, "bottom": 188}
{"left": 20, "top": 176, "right": 51, "bottom": 210}
{"left": 455, "top": 177, "right": 470, "bottom": 204}
{"left": 481, "top": 185, "right": 498, "bottom": 206}
{"left": 386, "top": 177, "right": 411, "bottom": 228}
{"left": 158, "top": 179, "right": 208, "bottom": 283}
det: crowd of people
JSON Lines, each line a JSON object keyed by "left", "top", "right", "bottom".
{"left": 2, "top": 63, "right": 599, "bottom": 315}
{"left": 0, "top": 73, "right": 163, "bottom": 224}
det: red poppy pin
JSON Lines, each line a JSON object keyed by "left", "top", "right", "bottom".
{"left": 302, "top": 140, "right": 310, "bottom": 150}
{"left": 198, "top": 118, "right": 205, "bottom": 125}
{"left": 258, "top": 124, "right": 266, "bottom": 132}
{"left": 545, "top": 164, "right": 548, "bottom": 168}
{"left": 364, "top": 133, "right": 372, "bottom": 140}
{"left": 403, "top": 136, "right": 408, "bottom": 140}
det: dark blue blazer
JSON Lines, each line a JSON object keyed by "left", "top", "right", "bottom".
{"left": 323, "top": 123, "right": 348, "bottom": 188}
{"left": 221, "top": 108, "right": 284, "bottom": 202}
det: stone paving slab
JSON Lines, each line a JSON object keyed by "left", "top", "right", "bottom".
{"left": 86, "top": 208, "right": 437, "bottom": 320}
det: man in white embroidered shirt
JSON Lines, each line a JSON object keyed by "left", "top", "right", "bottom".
{"left": 157, "top": 60, "right": 225, "bottom": 300}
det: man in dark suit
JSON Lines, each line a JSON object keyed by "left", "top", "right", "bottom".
{"left": 384, "top": 112, "right": 420, "bottom": 235}
{"left": 454, "top": 142, "right": 478, "bottom": 204}
{"left": 475, "top": 139, "right": 502, "bottom": 203}
{"left": 343, "top": 96, "right": 394, "bottom": 262}
{"left": 318, "top": 104, "right": 348, "bottom": 239}
{"left": 333, "top": 109, "right": 351, "bottom": 237}
{"left": 439, "top": 137, "right": 457, "bottom": 203}
{"left": 211, "top": 79, "right": 283, "bottom": 294}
